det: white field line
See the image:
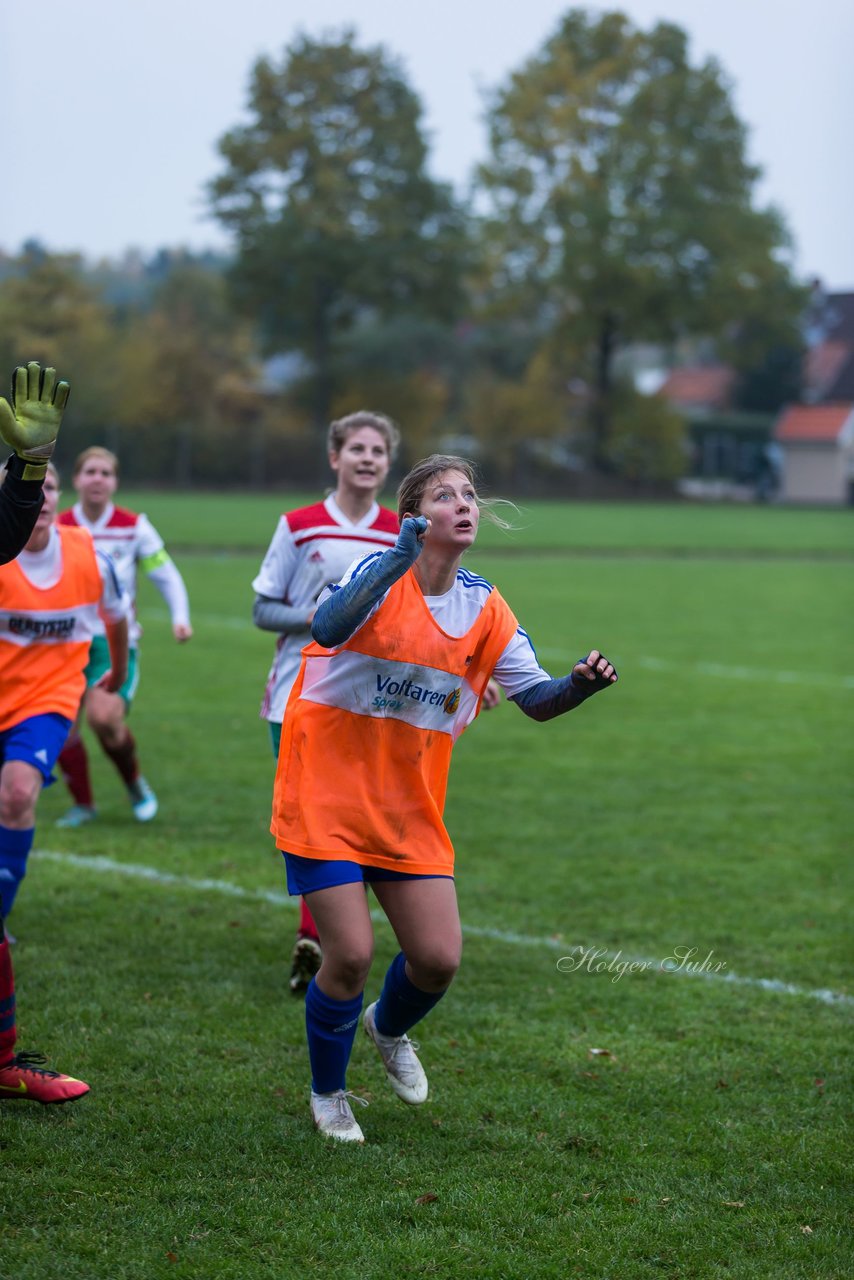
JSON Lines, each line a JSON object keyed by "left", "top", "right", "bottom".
{"left": 33, "top": 850, "right": 853, "bottom": 1010}
{"left": 144, "top": 610, "right": 854, "bottom": 690}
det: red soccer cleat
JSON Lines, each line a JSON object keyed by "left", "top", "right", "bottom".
{"left": 0, "top": 1051, "right": 90, "bottom": 1104}
{"left": 289, "top": 935, "right": 322, "bottom": 996}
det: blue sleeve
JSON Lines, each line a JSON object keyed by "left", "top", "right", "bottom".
{"left": 311, "top": 517, "right": 427, "bottom": 648}
{"left": 511, "top": 667, "right": 615, "bottom": 722}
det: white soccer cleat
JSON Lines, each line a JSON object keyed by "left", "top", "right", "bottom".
{"left": 128, "top": 777, "right": 158, "bottom": 822}
{"left": 55, "top": 805, "right": 97, "bottom": 829}
{"left": 310, "top": 1089, "right": 367, "bottom": 1143}
{"left": 363, "top": 1001, "right": 429, "bottom": 1105}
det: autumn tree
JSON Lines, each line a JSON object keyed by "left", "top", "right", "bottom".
{"left": 208, "top": 31, "right": 468, "bottom": 427}
{"left": 114, "top": 259, "right": 256, "bottom": 484}
{"left": 0, "top": 243, "right": 116, "bottom": 440}
{"left": 476, "top": 8, "right": 802, "bottom": 471}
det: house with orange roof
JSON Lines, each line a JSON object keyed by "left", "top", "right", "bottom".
{"left": 770, "top": 285, "right": 854, "bottom": 503}
{"left": 773, "top": 403, "right": 854, "bottom": 504}
{"left": 657, "top": 363, "right": 773, "bottom": 495}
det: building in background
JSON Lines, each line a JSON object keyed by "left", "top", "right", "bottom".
{"left": 773, "top": 404, "right": 854, "bottom": 504}
{"left": 655, "top": 363, "right": 774, "bottom": 499}
{"left": 773, "top": 287, "right": 854, "bottom": 504}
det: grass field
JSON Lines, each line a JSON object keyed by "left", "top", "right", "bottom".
{"left": 2, "top": 497, "right": 851, "bottom": 1279}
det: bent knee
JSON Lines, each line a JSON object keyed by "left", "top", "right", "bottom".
{"left": 86, "top": 694, "right": 124, "bottom": 735}
{"left": 86, "top": 706, "right": 118, "bottom": 737}
{"left": 0, "top": 783, "right": 38, "bottom": 826}
{"left": 324, "top": 946, "right": 374, "bottom": 990}
{"left": 409, "top": 946, "right": 461, "bottom": 991}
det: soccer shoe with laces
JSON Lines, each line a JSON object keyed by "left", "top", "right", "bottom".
{"left": 363, "top": 1001, "right": 429, "bottom": 1105}
{"left": 128, "top": 777, "right": 158, "bottom": 822}
{"left": 0, "top": 1051, "right": 90, "bottom": 1104}
{"left": 310, "top": 1089, "right": 367, "bottom": 1143}
{"left": 289, "top": 936, "right": 322, "bottom": 995}
{"left": 55, "top": 804, "right": 97, "bottom": 829}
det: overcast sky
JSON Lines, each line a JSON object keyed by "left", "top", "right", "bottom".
{"left": 5, "top": 0, "right": 852, "bottom": 288}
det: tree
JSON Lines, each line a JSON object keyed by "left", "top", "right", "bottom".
{"left": 0, "top": 244, "right": 116, "bottom": 438}
{"left": 113, "top": 261, "right": 256, "bottom": 484}
{"left": 476, "top": 8, "right": 802, "bottom": 470}
{"left": 208, "top": 31, "right": 468, "bottom": 426}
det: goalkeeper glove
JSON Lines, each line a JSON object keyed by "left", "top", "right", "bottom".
{"left": 0, "top": 362, "right": 70, "bottom": 482}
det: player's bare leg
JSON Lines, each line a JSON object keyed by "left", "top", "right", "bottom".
{"left": 86, "top": 686, "right": 157, "bottom": 821}
{"left": 362, "top": 877, "right": 462, "bottom": 1105}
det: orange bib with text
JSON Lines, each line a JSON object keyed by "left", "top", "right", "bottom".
{"left": 0, "top": 526, "right": 102, "bottom": 731}
{"left": 271, "top": 569, "right": 518, "bottom": 875}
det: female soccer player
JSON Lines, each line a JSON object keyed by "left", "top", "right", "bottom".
{"left": 0, "top": 463, "right": 129, "bottom": 917}
{"left": 271, "top": 455, "right": 618, "bottom": 1142}
{"left": 55, "top": 447, "right": 192, "bottom": 826}
{"left": 255, "top": 417, "right": 501, "bottom": 994}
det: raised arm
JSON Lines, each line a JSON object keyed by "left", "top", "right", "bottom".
{"left": 0, "top": 469, "right": 43, "bottom": 563}
{"left": 311, "top": 517, "right": 427, "bottom": 648}
{"left": 0, "top": 361, "right": 68, "bottom": 483}
{"left": 0, "top": 361, "right": 69, "bottom": 562}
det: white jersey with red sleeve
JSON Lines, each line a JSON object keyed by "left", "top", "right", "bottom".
{"left": 57, "top": 502, "right": 190, "bottom": 645}
{"left": 252, "top": 495, "right": 399, "bottom": 723}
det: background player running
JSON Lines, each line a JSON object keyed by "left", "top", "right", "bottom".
{"left": 56, "top": 447, "right": 192, "bottom": 827}
{"left": 253, "top": 412, "right": 401, "bottom": 993}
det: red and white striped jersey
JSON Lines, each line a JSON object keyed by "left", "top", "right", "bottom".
{"left": 58, "top": 502, "right": 189, "bottom": 645}
{"left": 252, "top": 495, "right": 399, "bottom": 723}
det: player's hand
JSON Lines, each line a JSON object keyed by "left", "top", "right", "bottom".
{"left": 93, "top": 669, "right": 123, "bottom": 694}
{"left": 173, "top": 623, "right": 193, "bottom": 643}
{"left": 395, "top": 515, "right": 429, "bottom": 562}
{"left": 481, "top": 678, "right": 502, "bottom": 710}
{"left": 570, "top": 650, "right": 618, "bottom": 694}
{"left": 0, "top": 362, "right": 70, "bottom": 480}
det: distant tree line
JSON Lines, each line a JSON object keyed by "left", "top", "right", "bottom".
{"left": 0, "top": 9, "right": 804, "bottom": 493}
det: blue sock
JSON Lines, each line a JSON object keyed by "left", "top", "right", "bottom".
{"left": 0, "top": 827, "right": 34, "bottom": 917}
{"left": 305, "top": 979, "right": 363, "bottom": 1094}
{"left": 374, "top": 951, "right": 448, "bottom": 1038}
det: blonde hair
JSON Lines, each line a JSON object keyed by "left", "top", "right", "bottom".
{"left": 73, "top": 446, "right": 119, "bottom": 479}
{"left": 396, "top": 454, "right": 515, "bottom": 530}
{"left": 327, "top": 411, "right": 400, "bottom": 461}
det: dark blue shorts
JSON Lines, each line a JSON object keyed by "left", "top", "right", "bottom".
{"left": 0, "top": 713, "right": 73, "bottom": 786}
{"left": 282, "top": 851, "right": 452, "bottom": 897}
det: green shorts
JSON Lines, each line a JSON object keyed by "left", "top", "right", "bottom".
{"left": 84, "top": 636, "right": 140, "bottom": 708}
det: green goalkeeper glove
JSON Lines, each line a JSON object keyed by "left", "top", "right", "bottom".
{"left": 0, "top": 361, "right": 70, "bottom": 481}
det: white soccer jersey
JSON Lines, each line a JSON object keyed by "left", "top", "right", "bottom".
{"left": 253, "top": 495, "right": 399, "bottom": 723}
{"left": 324, "top": 556, "right": 552, "bottom": 698}
{"left": 58, "top": 502, "right": 190, "bottom": 645}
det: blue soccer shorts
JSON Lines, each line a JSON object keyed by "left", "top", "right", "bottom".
{"left": 282, "top": 851, "right": 453, "bottom": 897}
{"left": 0, "top": 713, "right": 73, "bottom": 786}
